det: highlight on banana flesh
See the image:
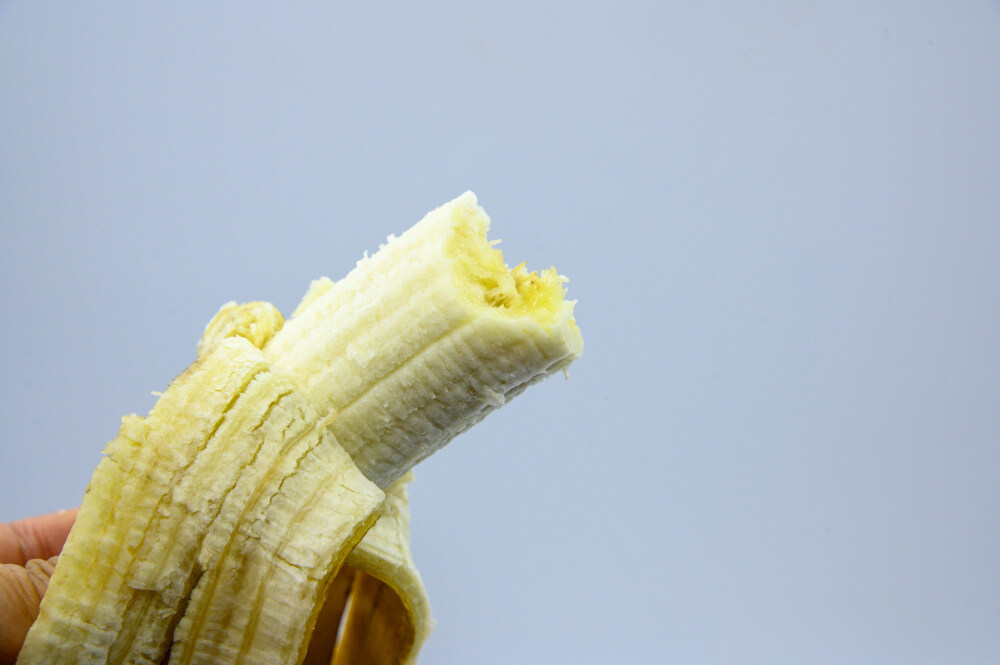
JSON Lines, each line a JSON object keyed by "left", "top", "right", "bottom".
{"left": 17, "top": 191, "right": 583, "bottom": 665}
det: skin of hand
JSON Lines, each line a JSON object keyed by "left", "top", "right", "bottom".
{"left": 0, "top": 509, "right": 78, "bottom": 665}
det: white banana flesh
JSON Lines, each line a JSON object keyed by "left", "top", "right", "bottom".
{"left": 17, "top": 191, "right": 582, "bottom": 665}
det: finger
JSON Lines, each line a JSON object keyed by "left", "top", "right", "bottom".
{"left": 0, "top": 509, "right": 79, "bottom": 566}
{"left": 0, "top": 555, "right": 58, "bottom": 665}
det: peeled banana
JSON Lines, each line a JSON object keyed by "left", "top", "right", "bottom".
{"left": 17, "top": 192, "right": 582, "bottom": 665}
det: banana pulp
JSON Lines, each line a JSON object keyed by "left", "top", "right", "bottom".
{"left": 17, "top": 192, "right": 582, "bottom": 665}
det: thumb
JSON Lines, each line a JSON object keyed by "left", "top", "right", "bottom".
{"left": 0, "top": 508, "right": 78, "bottom": 665}
{"left": 0, "top": 555, "right": 59, "bottom": 665}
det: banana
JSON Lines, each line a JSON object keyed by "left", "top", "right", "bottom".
{"left": 18, "top": 192, "right": 582, "bottom": 665}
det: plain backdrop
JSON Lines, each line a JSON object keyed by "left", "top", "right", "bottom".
{"left": 2, "top": 2, "right": 999, "bottom": 663}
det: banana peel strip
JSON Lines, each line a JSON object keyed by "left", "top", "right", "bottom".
{"left": 200, "top": 302, "right": 432, "bottom": 665}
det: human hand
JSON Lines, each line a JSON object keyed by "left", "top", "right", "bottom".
{"left": 0, "top": 509, "right": 78, "bottom": 665}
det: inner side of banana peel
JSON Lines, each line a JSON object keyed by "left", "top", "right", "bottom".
{"left": 303, "top": 476, "right": 429, "bottom": 665}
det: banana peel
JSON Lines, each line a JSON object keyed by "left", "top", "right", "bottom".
{"left": 199, "top": 300, "right": 432, "bottom": 665}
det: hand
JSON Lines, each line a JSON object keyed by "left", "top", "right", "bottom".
{"left": 0, "top": 509, "right": 78, "bottom": 665}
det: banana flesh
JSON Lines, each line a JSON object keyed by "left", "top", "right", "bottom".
{"left": 18, "top": 192, "right": 582, "bottom": 665}
{"left": 264, "top": 191, "right": 582, "bottom": 489}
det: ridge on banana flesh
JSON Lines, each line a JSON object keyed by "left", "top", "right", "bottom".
{"left": 18, "top": 192, "right": 582, "bottom": 665}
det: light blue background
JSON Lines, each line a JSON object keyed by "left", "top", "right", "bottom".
{"left": 2, "top": 2, "right": 999, "bottom": 663}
